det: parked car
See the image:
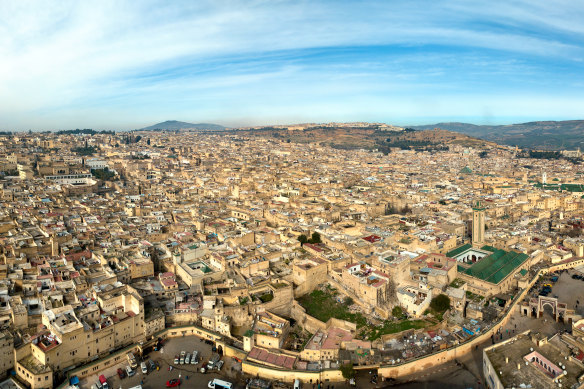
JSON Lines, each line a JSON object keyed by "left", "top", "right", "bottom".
{"left": 207, "top": 353, "right": 221, "bottom": 369}
{"left": 191, "top": 350, "right": 198, "bottom": 364}
{"left": 166, "top": 379, "right": 181, "bottom": 388}
{"left": 117, "top": 368, "right": 126, "bottom": 379}
{"left": 215, "top": 360, "right": 224, "bottom": 371}
{"left": 185, "top": 353, "right": 190, "bottom": 364}
{"left": 148, "top": 359, "right": 156, "bottom": 372}
{"left": 141, "top": 361, "right": 148, "bottom": 374}
{"left": 180, "top": 350, "right": 186, "bottom": 364}
{"left": 98, "top": 374, "right": 109, "bottom": 389}
{"left": 126, "top": 365, "right": 135, "bottom": 377}
{"left": 174, "top": 355, "right": 179, "bottom": 364}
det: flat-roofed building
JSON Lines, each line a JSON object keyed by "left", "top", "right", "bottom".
{"left": 483, "top": 331, "right": 584, "bottom": 389}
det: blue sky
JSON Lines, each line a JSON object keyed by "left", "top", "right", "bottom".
{"left": 1, "top": 0, "right": 583, "bottom": 130}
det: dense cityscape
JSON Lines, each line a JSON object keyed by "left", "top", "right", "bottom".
{"left": 0, "top": 127, "right": 582, "bottom": 389}
{"left": 3, "top": 1, "right": 584, "bottom": 388}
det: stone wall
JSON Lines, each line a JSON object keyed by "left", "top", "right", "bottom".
{"left": 290, "top": 300, "right": 327, "bottom": 334}
{"left": 242, "top": 360, "right": 343, "bottom": 383}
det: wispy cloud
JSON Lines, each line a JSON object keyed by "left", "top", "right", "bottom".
{"left": 0, "top": 0, "right": 583, "bottom": 129}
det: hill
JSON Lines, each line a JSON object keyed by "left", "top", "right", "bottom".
{"left": 227, "top": 125, "right": 494, "bottom": 152}
{"left": 138, "top": 120, "right": 225, "bottom": 131}
{"left": 411, "top": 120, "right": 584, "bottom": 150}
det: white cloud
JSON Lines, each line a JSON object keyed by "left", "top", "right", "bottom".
{"left": 0, "top": 0, "right": 583, "bottom": 129}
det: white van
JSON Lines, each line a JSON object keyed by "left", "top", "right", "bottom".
{"left": 126, "top": 365, "right": 135, "bottom": 377}
{"left": 208, "top": 378, "right": 233, "bottom": 389}
{"left": 294, "top": 379, "right": 301, "bottom": 389}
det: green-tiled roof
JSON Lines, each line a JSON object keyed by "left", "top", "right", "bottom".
{"left": 446, "top": 243, "right": 472, "bottom": 258}
{"left": 460, "top": 249, "right": 529, "bottom": 285}
{"left": 480, "top": 245, "right": 498, "bottom": 253}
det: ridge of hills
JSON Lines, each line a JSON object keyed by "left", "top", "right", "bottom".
{"left": 225, "top": 126, "right": 496, "bottom": 152}
{"left": 410, "top": 120, "right": 584, "bottom": 150}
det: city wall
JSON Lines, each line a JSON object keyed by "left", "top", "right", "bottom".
{"left": 242, "top": 360, "right": 343, "bottom": 383}
{"left": 56, "top": 259, "right": 584, "bottom": 387}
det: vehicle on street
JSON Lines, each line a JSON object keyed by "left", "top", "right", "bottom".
{"left": 98, "top": 374, "right": 109, "bottom": 389}
{"left": 166, "top": 379, "right": 181, "bottom": 387}
{"left": 293, "top": 379, "right": 301, "bottom": 389}
{"left": 148, "top": 359, "right": 156, "bottom": 372}
{"left": 127, "top": 352, "right": 138, "bottom": 369}
{"left": 117, "top": 368, "right": 126, "bottom": 379}
{"left": 126, "top": 365, "right": 135, "bottom": 377}
{"left": 185, "top": 353, "right": 190, "bottom": 364}
{"left": 208, "top": 378, "right": 233, "bottom": 389}
{"left": 215, "top": 360, "right": 224, "bottom": 371}
{"left": 180, "top": 350, "right": 186, "bottom": 364}
{"left": 141, "top": 362, "right": 148, "bottom": 374}
{"left": 174, "top": 355, "right": 179, "bottom": 364}
{"left": 207, "top": 353, "right": 221, "bottom": 369}
{"left": 191, "top": 350, "right": 198, "bottom": 364}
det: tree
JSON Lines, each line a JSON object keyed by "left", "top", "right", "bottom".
{"left": 392, "top": 305, "right": 403, "bottom": 317}
{"left": 308, "top": 232, "right": 321, "bottom": 244}
{"left": 147, "top": 138, "right": 151, "bottom": 145}
{"left": 344, "top": 297, "right": 354, "bottom": 306}
{"left": 430, "top": 294, "right": 451, "bottom": 313}
{"left": 340, "top": 363, "right": 355, "bottom": 379}
{"left": 297, "top": 234, "right": 308, "bottom": 245}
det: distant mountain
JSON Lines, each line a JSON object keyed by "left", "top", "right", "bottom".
{"left": 410, "top": 120, "right": 584, "bottom": 150}
{"left": 138, "top": 120, "right": 226, "bottom": 131}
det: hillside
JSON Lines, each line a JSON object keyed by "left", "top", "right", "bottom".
{"left": 411, "top": 120, "right": 584, "bottom": 150}
{"left": 138, "top": 120, "right": 225, "bottom": 131}
{"left": 227, "top": 126, "right": 494, "bottom": 152}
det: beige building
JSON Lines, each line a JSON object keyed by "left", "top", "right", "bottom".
{"left": 341, "top": 263, "right": 392, "bottom": 308}
{"left": 292, "top": 257, "right": 328, "bottom": 296}
{"left": 15, "top": 285, "right": 146, "bottom": 386}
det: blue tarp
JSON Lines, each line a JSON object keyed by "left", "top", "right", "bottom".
{"left": 70, "top": 376, "right": 80, "bottom": 385}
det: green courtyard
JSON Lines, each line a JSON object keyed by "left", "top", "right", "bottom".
{"left": 297, "top": 287, "right": 428, "bottom": 341}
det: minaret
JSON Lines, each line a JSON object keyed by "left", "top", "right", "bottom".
{"left": 542, "top": 172, "right": 547, "bottom": 184}
{"left": 472, "top": 200, "right": 485, "bottom": 247}
{"left": 50, "top": 235, "right": 58, "bottom": 257}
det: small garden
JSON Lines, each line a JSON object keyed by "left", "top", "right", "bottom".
{"left": 297, "top": 285, "right": 431, "bottom": 341}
